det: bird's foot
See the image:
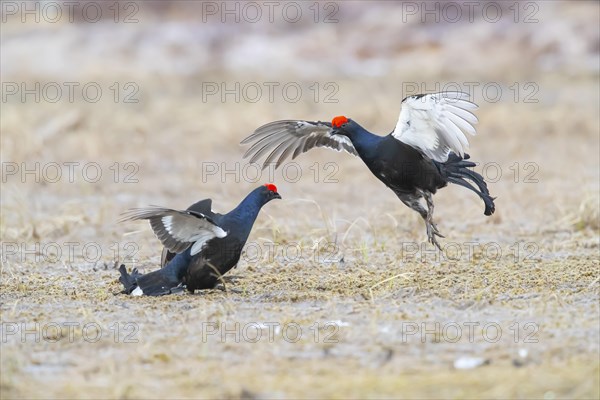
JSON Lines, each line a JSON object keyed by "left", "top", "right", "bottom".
{"left": 214, "top": 284, "right": 242, "bottom": 294}
{"left": 221, "top": 275, "right": 241, "bottom": 284}
{"left": 426, "top": 221, "right": 445, "bottom": 251}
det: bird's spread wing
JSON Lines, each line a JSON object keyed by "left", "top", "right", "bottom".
{"left": 121, "top": 207, "right": 227, "bottom": 255}
{"left": 161, "top": 198, "right": 218, "bottom": 267}
{"left": 391, "top": 92, "right": 478, "bottom": 162}
{"left": 240, "top": 120, "right": 358, "bottom": 169}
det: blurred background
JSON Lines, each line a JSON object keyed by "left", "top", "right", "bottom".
{"left": 1, "top": 1, "right": 599, "bottom": 398}
{"left": 2, "top": 1, "right": 598, "bottom": 242}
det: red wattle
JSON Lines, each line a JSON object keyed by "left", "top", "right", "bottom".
{"left": 332, "top": 115, "right": 348, "bottom": 128}
{"left": 264, "top": 183, "right": 278, "bottom": 193}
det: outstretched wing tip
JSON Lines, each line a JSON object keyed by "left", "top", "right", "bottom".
{"left": 240, "top": 119, "right": 357, "bottom": 169}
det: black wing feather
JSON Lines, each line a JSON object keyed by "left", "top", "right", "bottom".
{"left": 241, "top": 120, "right": 357, "bottom": 169}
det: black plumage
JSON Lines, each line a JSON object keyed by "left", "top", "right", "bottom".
{"left": 118, "top": 184, "right": 281, "bottom": 296}
{"left": 241, "top": 92, "right": 495, "bottom": 249}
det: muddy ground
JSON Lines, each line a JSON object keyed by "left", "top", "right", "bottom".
{"left": 1, "top": 1, "right": 599, "bottom": 399}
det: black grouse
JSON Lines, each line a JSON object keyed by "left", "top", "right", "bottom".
{"left": 118, "top": 184, "right": 281, "bottom": 296}
{"left": 240, "top": 92, "right": 495, "bottom": 249}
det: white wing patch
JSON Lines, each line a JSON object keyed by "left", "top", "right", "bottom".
{"left": 121, "top": 206, "right": 227, "bottom": 256}
{"left": 392, "top": 91, "right": 478, "bottom": 162}
{"left": 160, "top": 214, "right": 227, "bottom": 255}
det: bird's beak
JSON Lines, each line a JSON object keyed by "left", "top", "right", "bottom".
{"left": 273, "top": 192, "right": 282, "bottom": 200}
{"left": 331, "top": 125, "right": 346, "bottom": 136}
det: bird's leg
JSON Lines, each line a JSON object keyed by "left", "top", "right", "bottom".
{"left": 400, "top": 192, "right": 444, "bottom": 250}
{"left": 208, "top": 265, "right": 243, "bottom": 293}
{"left": 422, "top": 191, "right": 444, "bottom": 250}
{"left": 399, "top": 193, "right": 441, "bottom": 250}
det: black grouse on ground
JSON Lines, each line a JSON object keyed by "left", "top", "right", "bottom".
{"left": 118, "top": 184, "right": 281, "bottom": 296}
{"left": 240, "top": 91, "right": 495, "bottom": 249}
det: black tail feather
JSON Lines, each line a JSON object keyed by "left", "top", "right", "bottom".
{"left": 439, "top": 153, "right": 496, "bottom": 216}
{"left": 134, "top": 271, "right": 183, "bottom": 296}
{"left": 118, "top": 264, "right": 183, "bottom": 296}
{"left": 118, "top": 264, "right": 141, "bottom": 294}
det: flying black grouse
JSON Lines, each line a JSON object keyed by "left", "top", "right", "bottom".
{"left": 240, "top": 92, "right": 495, "bottom": 249}
{"left": 118, "top": 184, "right": 281, "bottom": 296}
